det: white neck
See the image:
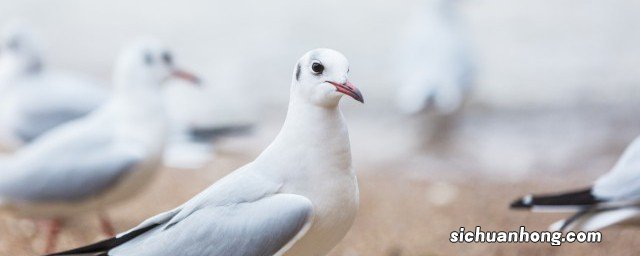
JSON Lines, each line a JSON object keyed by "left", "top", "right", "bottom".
{"left": 256, "top": 91, "right": 353, "bottom": 178}
{"left": 110, "top": 82, "right": 168, "bottom": 151}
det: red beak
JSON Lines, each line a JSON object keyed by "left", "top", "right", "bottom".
{"left": 327, "top": 80, "right": 364, "bottom": 103}
{"left": 172, "top": 69, "right": 201, "bottom": 85}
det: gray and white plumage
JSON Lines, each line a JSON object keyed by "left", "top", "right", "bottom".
{"left": 511, "top": 136, "right": 640, "bottom": 231}
{"left": 51, "top": 48, "right": 363, "bottom": 256}
{"left": 72, "top": 175, "right": 314, "bottom": 256}
{"left": 0, "top": 38, "right": 198, "bottom": 220}
{"left": 396, "top": 0, "right": 474, "bottom": 115}
{"left": 0, "top": 110, "right": 144, "bottom": 204}
{"left": 0, "top": 21, "right": 109, "bottom": 148}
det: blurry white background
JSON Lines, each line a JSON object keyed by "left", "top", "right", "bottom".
{"left": 1, "top": 0, "right": 638, "bottom": 111}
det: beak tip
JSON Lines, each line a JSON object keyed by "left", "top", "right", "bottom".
{"left": 329, "top": 80, "right": 364, "bottom": 104}
{"left": 354, "top": 90, "right": 364, "bottom": 104}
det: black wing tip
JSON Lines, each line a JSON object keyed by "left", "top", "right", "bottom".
{"left": 47, "top": 252, "right": 108, "bottom": 256}
{"left": 509, "top": 187, "right": 600, "bottom": 209}
{"left": 510, "top": 195, "right": 533, "bottom": 209}
{"left": 46, "top": 223, "right": 160, "bottom": 256}
{"left": 45, "top": 236, "right": 116, "bottom": 255}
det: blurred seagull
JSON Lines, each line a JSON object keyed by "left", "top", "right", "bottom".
{"left": 162, "top": 123, "right": 253, "bottom": 169}
{"left": 395, "top": 0, "right": 474, "bottom": 115}
{"left": 163, "top": 61, "right": 255, "bottom": 169}
{"left": 162, "top": 77, "right": 254, "bottom": 169}
{"left": 511, "top": 136, "right": 640, "bottom": 231}
{"left": 0, "top": 21, "right": 108, "bottom": 149}
{"left": 50, "top": 48, "right": 363, "bottom": 256}
{"left": 0, "top": 38, "right": 199, "bottom": 253}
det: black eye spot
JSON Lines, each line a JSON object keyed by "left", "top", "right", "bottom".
{"left": 144, "top": 52, "right": 153, "bottom": 65}
{"left": 162, "top": 52, "right": 173, "bottom": 65}
{"left": 311, "top": 62, "right": 324, "bottom": 74}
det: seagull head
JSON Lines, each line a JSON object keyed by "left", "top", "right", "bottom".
{"left": 292, "top": 48, "right": 363, "bottom": 107}
{"left": 114, "top": 38, "right": 200, "bottom": 91}
{"left": 0, "top": 21, "right": 43, "bottom": 75}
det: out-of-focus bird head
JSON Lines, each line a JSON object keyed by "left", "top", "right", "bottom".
{"left": 113, "top": 38, "right": 200, "bottom": 91}
{"left": 0, "top": 21, "right": 43, "bottom": 75}
{"left": 292, "top": 48, "right": 363, "bottom": 107}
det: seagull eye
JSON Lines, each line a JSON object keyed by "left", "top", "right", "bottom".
{"left": 311, "top": 62, "right": 324, "bottom": 74}
{"left": 162, "top": 52, "right": 173, "bottom": 65}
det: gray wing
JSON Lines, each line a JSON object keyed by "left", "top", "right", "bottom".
{"left": 0, "top": 145, "right": 144, "bottom": 202}
{"left": 14, "top": 107, "right": 93, "bottom": 143}
{"left": 0, "top": 118, "right": 145, "bottom": 202}
{"left": 103, "top": 194, "right": 313, "bottom": 256}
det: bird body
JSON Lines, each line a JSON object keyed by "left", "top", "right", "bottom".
{"left": 115, "top": 99, "right": 359, "bottom": 256}
{"left": 0, "top": 101, "right": 163, "bottom": 218}
{"left": 52, "top": 48, "right": 362, "bottom": 256}
{"left": 255, "top": 97, "right": 358, "bottom": 255}
{"left": 396, "top": 0, "right": 474, "bottom": 115}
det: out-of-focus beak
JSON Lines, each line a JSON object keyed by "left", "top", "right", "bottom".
{"left": 172, "top": 69, "right": 201, "bottom": 85}
{"left": 327, "top": 80, "right": 364, "bottom": 103}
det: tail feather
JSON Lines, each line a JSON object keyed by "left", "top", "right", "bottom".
{"left": 510, "top": 188, "right": 601, "bottom": 212}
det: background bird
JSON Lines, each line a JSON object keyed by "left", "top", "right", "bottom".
{"left": 395, "top": 0, "right": 475, "bottom": 151}
{"left": 0, "top": 38, "right": 199, "bottom": 253}
{"left": 511, "top": 135, "right": 640, "bottom": 231}
{"left": 161, "top": 83, "right": 254, "bottom": 169}
{"left": 49, "top": 48, "right": 363, "bottom": 256}
{"left": 0, "top": 21, "right": 108, "bottom": 149}
{"left": 161, "top": 61, "right": 256, "bottom": 169}
{"left": 395, "top": 0, "right": 474, "bottom": 115}
{"left": 161, "top": 122, "right": 253, "bottom": 169}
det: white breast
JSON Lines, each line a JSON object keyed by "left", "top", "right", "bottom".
{"left": 281, "top": 171, "right": 358, "bottom": 256}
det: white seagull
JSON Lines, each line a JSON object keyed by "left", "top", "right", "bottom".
{"left": 395, "top": 0, "right": 474, "bottom": 115}
{"left": 0, "top": 38, "right": 199, "bottom": 253}
{"left": 0, "top": 22, "right": 109, "bottom": 149}
{"left": 50, "top": 48, "right": 363, "bottom": 256}
{"left": 511, "top": 135, "right": 640, "bottom": 231}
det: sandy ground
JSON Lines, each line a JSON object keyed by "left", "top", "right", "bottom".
{"left": 1, "top": 107, "right": 639, "bottom": 256}
{"left": 2, "top": 161, "right": 639, "bottom": 256}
